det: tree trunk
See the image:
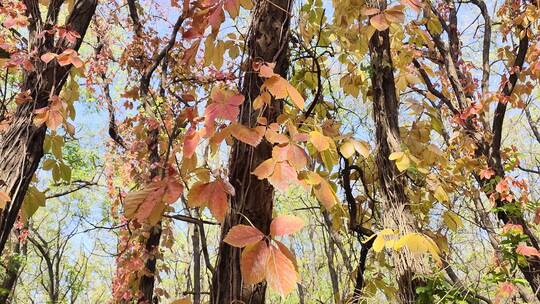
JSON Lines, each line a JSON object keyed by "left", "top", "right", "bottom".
{"left": 0, "top": 0, "right": 97, "bottom": 256}
{"left": 368, "top": 22, "right": 420, "bottom": 303}
{"left": 211, "top": 0, "right": 293, "bottom": 303}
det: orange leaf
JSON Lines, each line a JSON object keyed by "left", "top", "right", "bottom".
{"left": 384, "top": 5, "right": 405, "bottom": 23}
{"left": 259, "top": 63, "right": 276, "bottom": 78}
{"left": 286, "top": 83, "right": 304, "bottom": 109}
{"left": 124, "top": 182, "right": 166, "bottom": 225}
{"left": 0, "top": 191, "right": 10, "bottom": 210}
{"left": 360, "top": 7, "right": 380, "bottom": 15}
{"left": 230, "top": 123, "right": 265, "bottom": 147}
{"left": 270, "top": 215, "right": 304, "bottom": 237}
{"left": 187, "top": 179, "right": 233, "bottom": 222}
{"left": 224, "top": 224, "right": 265, "bottom": 248}
{"left": 286, "top": 144, "right": 308, "bottom": 170}
{"left": 268, "top": 161, "right": 298, "bottom": 191}
{"left": 264, "top": 76, "right": 288, "bottom": 99}
{"left": 266, "top": 244, "right": 298, "bottom": 296}
{"left": 253, "top": 159, "right": 276, "bottom": 179}
{"left": 312, "top": 175, "right": 337, "bottom": 209}
{"left": 516, "top": 244, "right": 540, "bottom": 257}
{"left": 183, "top": 127, "right": 201, "bottom": 159}
{"left": 309, "top": 131, "right": 330, "bottom": 151}
{"left": 224, "top": 0, "right": 240, "bottom": 18}
{"left": 370, "top": 14, "right": 389, "bottom": 31}
{"left": 241, "top": 240, "right": 270, "bottom": 284}
{"left": 274, "top": 240, "right": 298, "bottom": 270}
{"left": 401, "top": 0, "right": 424, "bottom": 12}
{"left": 40, "top": 52, "right": 57, "bottom": 64}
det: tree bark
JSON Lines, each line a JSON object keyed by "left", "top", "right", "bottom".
{"left": 211, "top": 0, "right": 293, "bottom": 303}
{"left": 368, "top": 21, "right": 420, "bottom": 304}
{"left": 0, "top": 0, "right": 97, "bottom": 256}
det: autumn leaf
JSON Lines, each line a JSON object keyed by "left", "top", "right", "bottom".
{"left": 394, "top": 233, "right": 440, "bottom": 263}
{"left": 384, "top": 5, "right": 405, "bottom": 23}
{"left": 370, "top": 14, "right": 389, "bottom": 31}
{"left": 183, "top": 127, "right": 201, "bottom": 159}
{"left": 0, "top": 191, "right": 10, "bottom": 210}
{"left": 266, "top": 244, "right": 298, "bottom": 297}
{"left": 309, "top": 131, "right": 330, "bottom": 152}
{"left": 41, "top": 52, "right": 57, "bottom": 64}
{"left": 224, "top": 0, "right": 240, "bottom": 18}
{"left": 479, "top": 168, "right": 495, "bottom": 180}
{"left": 241, "top": 240, "right": 270, "bottom": 284}
{"left": 372, "top": 229, "right": 395, "bottom": 252}
{"left": 442, "top": 211, "right": 463, "bottom": 231}
{"left": 434, "top": 185, "right": 449, "bottom": 203}
{"left": 264, "top": 76, "right": 288, "bottom": 99}
{"left": 516, "top": 244, "right": 540, "bottom": 257}
{"left": 314, "top": 179, "right": 338, "bottom": 209}
{"left": 259, "top": 62, "right": 276, "bottom": 78}
{"left": 171, "top": 297, "right": 192, "bottom": 304}
{"left": 229, "top": 123, "right": 265, "bottom": 147}
{"left": 401, "top": 0, "right": 424, "bottom": 12}
{"left": 389, "top": 151, "right": 410, "bottom": 172}
{"left": 187, "top": 178, "right": 234, "bottom": 222}
{"left": 124, "top": 177, "right": 183, "bottom": 225}
{"left": 205, "top": 87, "right": 245, "bottom": 133}
{"left": 56, "top": 49, "right": 84, "bottom": 68}
{"left": 286, "top": 144, "right": 308, "bottom": 170}
{"left": 224, "top": 225, "right": 265, "bottom": 247}
{"left": 253, "top": 159, "right": 276, "bottom": 180}
{"left": 286, "top": 83, "right": 304, "bottom": 109}
{"left": 267, "top": 161, "right": 299, "bottom": 191}
{"left": 270, "top": 215, "right": 304, "bottom": 237}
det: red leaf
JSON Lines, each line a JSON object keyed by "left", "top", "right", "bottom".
{"left": 224, "top": 225, "right": 265, "bottom": 248}
{"left": 241, "top": 240, "right": 270, "bottom": 284}
{"left": 270, "top": 215, "right": 304, "bottom": 237}
{"left": 266, "top": 244, "right": 298, "bottom": 296}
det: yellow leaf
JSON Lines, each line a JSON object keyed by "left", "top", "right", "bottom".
{"left": 353, "top": 140, "right": 370, "bottom": 158}
{"left": 442, "top": 211, "right": 463, "bottom": 232}
{"left": 339, "top": 141, "right": 355, "bottom": 158}
{"left": 372, "top": 229, "right": 394, "bottom": 252}
{"left": 394, "top": 233, "right": 441, "bottom": 262}
{"left": 389, "top": 151, "right": 410, "bottom": 172}
{"left": 434, "top": 185, "right": 449, "bottom": 202}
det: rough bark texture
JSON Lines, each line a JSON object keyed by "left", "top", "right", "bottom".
{"left": 0, "top": 0, "right": 97, "bottom": 256}
{"left": 369, "top": 25, "right": 420, "bottom": 304}
{"left": 211, "top": 0, "right": 293, "bottom": 303}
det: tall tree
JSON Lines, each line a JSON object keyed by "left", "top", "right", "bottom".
{"left": 211, "top": 0, "right": 293, "bottom": 302}
{"left": 0, "top": 0, "right": 97, "bottom": 255}
{"left": 368, "top": 2, "right": 421, "bottom": 302}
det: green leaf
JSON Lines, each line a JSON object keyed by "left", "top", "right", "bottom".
{"left": 22, "top": 186, "right": 46, "bottom": 219}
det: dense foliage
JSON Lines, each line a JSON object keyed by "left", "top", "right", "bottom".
{"left": 1, "top": 0, "right": 540, "bottom": 303}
